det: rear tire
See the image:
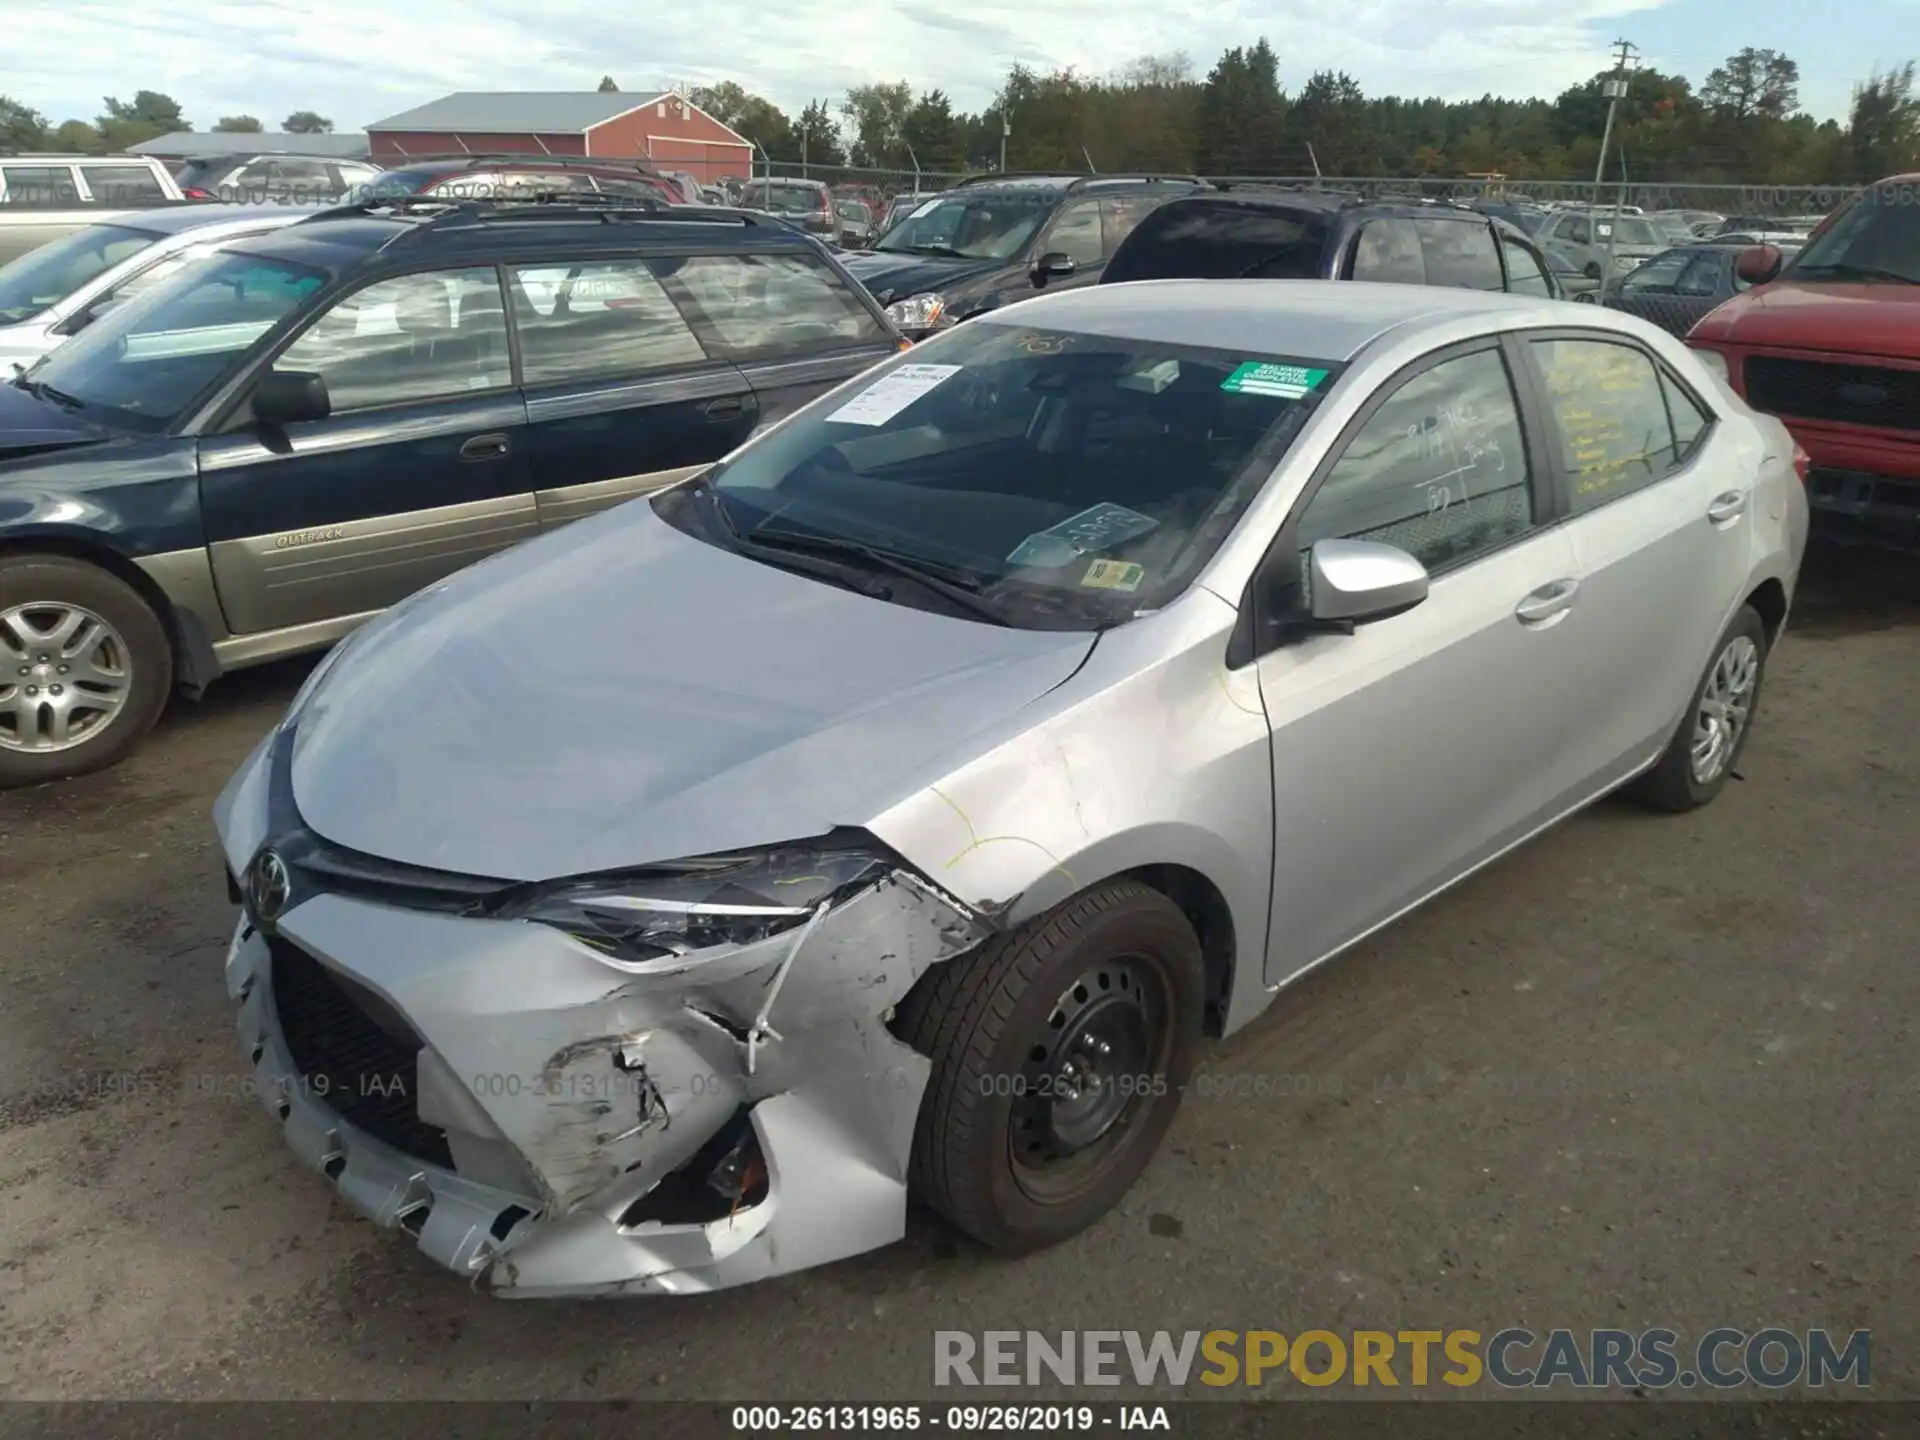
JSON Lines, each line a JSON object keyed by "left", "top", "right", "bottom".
{"left": 0, "top": 556, "right": 172, "bottom": 788}
{"left": 1632, "top": 605, "right": 1768, "bottom": 813}
{"left": 898, "top": 880, "right": 1204, "bottom": 1253}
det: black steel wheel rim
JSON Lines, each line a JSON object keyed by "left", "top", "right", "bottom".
{"left": 1008, "top": 954, "right": 1170, "bottom": 1203}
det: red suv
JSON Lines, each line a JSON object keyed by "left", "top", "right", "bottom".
{"left": 1686, "top": 176, "right": 1920, "bottom": 550}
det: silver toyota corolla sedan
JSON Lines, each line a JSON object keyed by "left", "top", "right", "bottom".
{"left": 213, "top": 280, "right": 1808, "bottom": 1298}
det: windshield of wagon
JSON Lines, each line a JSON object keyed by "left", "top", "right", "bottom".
{"left": 659, "top": 318, "right": 1341, "bottom": 629}
{"left": 874, "top": 193, "right": 1054, "bottom": 261}
{"left": 1595, "top": 216, "right": 1663, "bottom": 247}
{"left": 1791, "top": 191, "right": 1920, "bottom": 283}
{"left": 0, "top": 223, "right": 162, "bottom": 325}
{"left": 19, "top": 250, "right": 324, "bottom": 431}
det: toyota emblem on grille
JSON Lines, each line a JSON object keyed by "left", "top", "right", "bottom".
{"left": 248, "top": 848, "right": 293, "bottom": 930}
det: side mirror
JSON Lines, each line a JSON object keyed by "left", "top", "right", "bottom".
{"left": 1735, "top": 244, "right": 1783, "bottom": 285}
{"left": 253, "top": 370, "right": 331, "bottom": 427}
{"left": 1307, "top": 539, "right": 1430, "bottom": 626}
{"left": 1034, "top": 252, "right": 1077, "bottom": 280}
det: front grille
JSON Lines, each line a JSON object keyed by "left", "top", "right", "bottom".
{"left": 1744, "top": 357, "right": 1920, "bottom": 435}
{"left": 268, "top": 937, "right": 454, "bottom": 1169}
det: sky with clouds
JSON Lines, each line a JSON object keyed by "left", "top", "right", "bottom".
{"left": 1, "top": 0, "right": 1906, "bottom": 134}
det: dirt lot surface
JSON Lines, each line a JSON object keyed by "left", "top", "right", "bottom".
{"left": 1, "top": 546, "right": 1915, "bottom": 1403}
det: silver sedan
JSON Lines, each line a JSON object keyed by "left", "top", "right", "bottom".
{"left": 213, "top": 280, "right": 1807, "bottom": 1297}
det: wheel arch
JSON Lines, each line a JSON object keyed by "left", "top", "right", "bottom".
{"left": 0, "top": 529, "right": 217, "bottom": 694}
{"left": 1744, "top": 575, "right": 1788, "bottom": 646}
{"left": 1113, "top": 862, "right": 1238, "bottom": 1039}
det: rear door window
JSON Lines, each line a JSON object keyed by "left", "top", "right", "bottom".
{"left": 1414, "top": 217, "right": 1503, "bottom": 290}
{"left": 508, "top": 259, "right": 709, "bottom": 384}
{"left": 1528, "top": 337, "right": 1687, "bottom": 513}
{"left": 1350, "top": 218, "right": 1425, "bottom": 283}
{"left": 81, "top": 166, "right": 168, "bottom": 203}
{"left": 658, "top": 252, "right": 889, "bottom": 360}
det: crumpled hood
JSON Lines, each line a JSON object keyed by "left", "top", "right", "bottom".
{"left": 290, "top": 500, "right": 1096, "bottom": 882}
{"left": 838, "top": 250, "right": 1002, "bottom": 305}
{"left": 0, "top": 378, "right": 110, "bottom": 459}
{"left": 1689, "top": 279, "right": 1920, "bottom": 359}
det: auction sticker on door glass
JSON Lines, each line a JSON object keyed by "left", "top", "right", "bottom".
{"left": 1220, "top": 362, "right": 1330, "bottom": 399}
{"left": 825, "top": 363, "right": 963, "bottom": 426}
{"left": 1007, "top": 502, "right": 1159, "bottom": 566}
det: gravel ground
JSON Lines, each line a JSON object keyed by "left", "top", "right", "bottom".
{"left": 0, "top": 544, "right": 1914, "bottom": 1403}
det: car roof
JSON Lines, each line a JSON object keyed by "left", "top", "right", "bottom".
{"left": 220, "top": 204, "right": 823, "bottom": 274}
{"left": 986, "top": 279, "right": 1565, "bottom": 361}
{"left": 120, "top": 203, "right": 307, "bottom": 236}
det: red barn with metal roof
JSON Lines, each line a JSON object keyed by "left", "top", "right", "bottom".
{"left": 366, "top": 91, "right": 754, "bottom": 185}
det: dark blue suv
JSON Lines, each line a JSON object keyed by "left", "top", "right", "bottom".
{"left": 0, "top": 196, "right": 902, "bottom": 784}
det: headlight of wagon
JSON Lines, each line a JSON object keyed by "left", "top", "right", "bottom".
{"left": 884, "top": 292, "right": 948, "bottom": 331}
{"left": 501, "top": 844, "right": 893, "bottom": 966}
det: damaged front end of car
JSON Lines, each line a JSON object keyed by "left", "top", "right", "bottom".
{"left": 218, "top": 746, "right": 995, "bottom": 1296}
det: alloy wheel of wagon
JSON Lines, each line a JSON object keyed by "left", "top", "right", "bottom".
{"left": 898, "top": 880, "right": 1204, "bottom": 1252}
{"left": 0, "top": 557, "right": 173, "bottom": 787}
{"left": 0, "top": 601, "right": 133, "bottom": 753}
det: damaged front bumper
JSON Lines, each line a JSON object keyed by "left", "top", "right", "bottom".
{"left": 220, "top": 841, "right": 990, "bottom": 1297}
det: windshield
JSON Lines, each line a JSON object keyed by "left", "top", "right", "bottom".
{"left": 747, "top": 184, "right": 825, "bottom": 216}
{"left": 1791, "top": 191, "right": 1919, "bottom": 282}
{"left": 0, "top": 224, "right": 162, "bottom": 325}
{"left": 874, "top": 193, "right": 1054, "bottom": 261}
{"left": 22, "top": 250, "right": 325, "bottom": 431}
{"left": 1595, "top": 216, "right": 1663, "bottom": 247}
{"left": 660, "top": 319, "right": 1339, "bottom": 629}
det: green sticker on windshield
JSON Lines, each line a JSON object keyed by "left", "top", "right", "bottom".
{"left": 1221, "top": 362, "right": 1329, "bottom": 399}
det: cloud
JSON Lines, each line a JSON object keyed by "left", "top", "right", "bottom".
{"left": 0, "top": 0, "right": 1817, "bottom": 139}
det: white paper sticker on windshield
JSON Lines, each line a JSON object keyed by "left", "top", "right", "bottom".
{"left": 825, "top": 363, "right": 962, "bottom": 426}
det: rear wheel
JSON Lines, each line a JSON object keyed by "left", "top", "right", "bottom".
{"left": 899, "top": 880, "right": 1204, "bottom": 1252}
{"left": 1632, "top": 605, "right": 1768, "bottom": 813}
{"left": 0, "top": 556, "right": 172, "bottom": 787}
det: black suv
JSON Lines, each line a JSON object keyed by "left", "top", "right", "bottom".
{"left": 840, "top": 173, "right": 1209, "bottom": 337}
{"left": 1100, "top": 189, "right": 1563, "bottom": 297}
{"left": 0, "top": 194, "right": 901, "bottom": 785}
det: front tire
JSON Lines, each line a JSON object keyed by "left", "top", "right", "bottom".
{"left": 1632, "top": 605, "right": 1768, "bottom": 813}
{"left": 0, "top": 556, "right": 173, "bottom": 787}
{"left": 899, "top": 880, "right": 1204, "bottom": 1252}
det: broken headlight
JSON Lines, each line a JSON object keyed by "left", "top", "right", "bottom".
{"left": 502, "top": 844, "right": 892, "bottom": 966}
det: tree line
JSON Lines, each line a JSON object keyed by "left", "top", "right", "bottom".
{"left": 0, "top": 91, "right": 335, "bottom": 153}
{"left": 5, "top": 46, "right": 1916, "bottom": 183}
{"left": 678, "top": 45, "right": 1917, "bottom": 184}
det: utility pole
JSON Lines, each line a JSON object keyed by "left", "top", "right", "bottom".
{"left": 1593, "top": 38, "right": 1637, "bottom": 196}
{"left": 1593, "top": 37, "right": 1638, "bottom": 294}
{"left": 999, "top": 112, "right": 1010, "bottom": 173}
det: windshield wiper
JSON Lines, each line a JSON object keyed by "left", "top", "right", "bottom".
{"left": 746, "top": 524, "right": 1012, "bottom": 625}
{"left": 1794, "top": 262, "right": 1919, "bottom": 285}
{"left": 897, "top": 243, "right": 968, "bottom": 259}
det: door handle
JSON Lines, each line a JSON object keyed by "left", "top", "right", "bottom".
{"left": 460, "top": 433, "right": 510, "bottom": 462}
{"left": 1515, "top": 577, "right": 1580, "bottom": 627}
{"left": 1706, "top": 490, "right": 1748, "bottom": 525}
{"left": 705, "top": 396, "right": 748, "bottom": 421}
